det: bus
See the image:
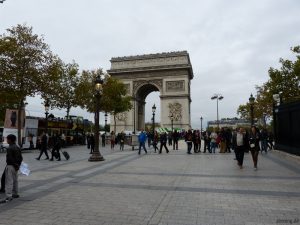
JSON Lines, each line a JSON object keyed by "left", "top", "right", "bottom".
{"left": 2, "top": 115, "right": 87, "bottom": 149}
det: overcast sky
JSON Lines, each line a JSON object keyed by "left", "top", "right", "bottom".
{"left": 1, "top": 0, "right": 300, "bottom": 129}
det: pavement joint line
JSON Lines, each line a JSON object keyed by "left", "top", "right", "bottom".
{"left": 105, "top": 171, "right": 300, "bottom": 180}
{"left": 0, "top": 151, "right": 143, "bottom": 214}
{"left": 74, "top": 182, "right": 300, "bottom": 197}
{"left": 263, "top": 153, "right": 300, "bottom": 174}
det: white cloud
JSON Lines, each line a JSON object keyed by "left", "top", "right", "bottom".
{"left": 1, "top": 0, "right": 299, "bottom": 128}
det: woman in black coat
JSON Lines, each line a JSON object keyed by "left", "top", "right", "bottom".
{"left": 249, "top": 126, "right": 260, "bottom": 170}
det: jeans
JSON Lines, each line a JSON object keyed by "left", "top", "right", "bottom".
{"left": 5, "top": 165, "right": 18, "bottom": 197}
{"left": 138, "top": 142, "right": 147, "bottom": 154}
{"left": 210, "top": 142, "right": 216, "bottom": 153}
{"left": 261, "top": 140, "right": 268, "bottom": 153}
{"left": 187, "top": 142, "right": 192, "bottom": 153}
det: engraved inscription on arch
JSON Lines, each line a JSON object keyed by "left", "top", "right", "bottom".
{"left": 166, "top": 80, "right": 185, "bottom": 92}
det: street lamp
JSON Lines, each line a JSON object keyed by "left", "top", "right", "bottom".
{"left": 200, "top": 116, "right": 203, "bottom": 133}
{"left": 272, "top": 93, "right": 281, "bottom": 148}
{"left": 152, "top": 104, "right": 156, "bottom": 135}
{"left": 89, "top": 74, "right": 105, "bottom": 162}
{"left": 249, "top": 93, "right": 255, "bottom": 126}
{"left": 211, "top": 94, "right": 223, "bottom": 129}
{"left": 170, "top": 113, "right": 174, "bottom": 132}
{"left": 44, "top": 99, "right": 50, "bottom": 134}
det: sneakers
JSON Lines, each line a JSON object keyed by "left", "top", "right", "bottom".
{"left": 254, "top": 167, "right": 258, "bottom": 171}
{"left": 35, "top": 158, "right": 40, "bottom": 160}
{"left": 0, "top": 197, "right": 13, "bottom": 204}
{"left": 12, "top": 194, "right": 19, "bottom": 198}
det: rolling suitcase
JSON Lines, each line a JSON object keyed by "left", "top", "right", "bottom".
{"left": 61, "top": 150, "right": 70, "bottom": 160}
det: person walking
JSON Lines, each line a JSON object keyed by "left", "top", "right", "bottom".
{"left": 168, "top": 132, "right": 172, "bottom": 147}
{"left": 153, "top": 131, "right": 159, "bottom": 152}
{"left": 0, "top": 168, "right": 5, "bottom": 193}
{"left": 232, "top": 128, "right": 247, "bottom": 169}
{"left": 210, "top": 130, "right": 218, "bottom": 154}
{"left": 203, "top": 131, "right": 211, "bottom": 153}
{"left": 89, "top": 134, "right": 95, "bottom": 154}
{"left": 36, "top": 132, "right": 49, "bottom": 160}
{"left": 249, "top": 126, "right": 261, "bottom": 170}
{"left": 101, "top": 133, "right": 106, "bottom": 147}
{"left": 110, "top": 131, "right": 116, "bottom": 150}
{"left": 172, "top": 130, "right": 179, "bottom": 150}
{"left": 0, "top": 134, "right": 23, "bottom": 203}
{"left": 159, "top": 132, "right": 169, "bottom": 154}
{"left": 86, "top": 134, "right": 91, "bottom": 149}
{"left": 119, "top": 131, "right": 125, "bottom": 151}
{"left": 185, "top": 130, "right": 193, "bottom": 154}
{"left": 138, "top": 129, "right": 147, "bottom": 154}
{"left": 225, "top": 128, "right": 232, "bottom": 153}
{"left": 50, "top": 133, "right": 61, "bottom": 161}
{"left": 260, "top": 128, "right": 268, "bottom": 154}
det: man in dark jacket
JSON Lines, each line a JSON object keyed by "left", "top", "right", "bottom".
{"left": 50, "top": 134, "right": 61, "bottom": 161}
{"left": 1, "top": 134, "right": 23, "bottom": 203}
{"left": 159, "top": 132, "right": 169, "bottom": 154}
{"left": 36, "top": 132, "right": 49, "bottom": 160}
{"left": 232, "top": 128, "right": 247, "bottom": 169}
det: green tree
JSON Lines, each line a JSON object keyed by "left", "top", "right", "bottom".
{"left": 75, "top": 69, "right": 132, "bottom": 132}
{"left": 42, "top": 61, "right": 80, "bottom": 118}
{"left": 0, "top": 24, "right": 61, "bottom": 145}
{"left": 101, "top": 77, "right": 132, "bottom": 132}
{"left": 237, "top": 46, "right": 300, "bottom": 122}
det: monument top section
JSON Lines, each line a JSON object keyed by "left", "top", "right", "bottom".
{"left": 108, "top": 51, "right": 193, "bottom": 79}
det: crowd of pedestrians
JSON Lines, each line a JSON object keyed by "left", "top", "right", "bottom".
{"left": 133, "top": 126, "right": 274, "bottom": 171}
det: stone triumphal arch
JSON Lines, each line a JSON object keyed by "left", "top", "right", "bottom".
{"left": 107, "top": 51, "right": 194, "bottom": 133}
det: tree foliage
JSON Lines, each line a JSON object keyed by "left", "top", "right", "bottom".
{"left": 237, "top": 46, "right": 300, "bottom": 122}
{"left": 0, "top": 24, "right": 61, "bottom": 144}
{"left": 42, "top": 61, "right": 80, "bottom": 118}
{"left": 75, "top": 69, "right": 132, "bottom": 132}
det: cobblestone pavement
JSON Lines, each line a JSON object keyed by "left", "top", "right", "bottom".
{"left": 0, "top": 141, "right": 299, "bottom": 225}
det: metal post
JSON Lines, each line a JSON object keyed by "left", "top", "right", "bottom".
{"left": 200, "top": 117, "right": 203, "bottom": 133}
{"left": 152, "top": 112, "right": 155, "bottom": 135}
{"left": 89, "top": 75, "right": 105, "bottom": 162}
{"left": 216, "top": 98, "right": 219, "bottom": 129}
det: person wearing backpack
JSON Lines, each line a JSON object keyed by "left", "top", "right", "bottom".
{"left": 1, "top": 134, "right": 23, "bottom": 203}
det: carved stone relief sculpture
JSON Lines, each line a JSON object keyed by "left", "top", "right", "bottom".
{"left": 116, "top": 112, "right": 127, "bottom": 121}
{"left": 166, "top": 80, "right": 185, "bottom": 92}
{"left": 168, "top": 102, "right": 182, "bottom": 121}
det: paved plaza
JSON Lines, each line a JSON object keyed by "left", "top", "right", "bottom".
{"left": 0, "top": 141, "right": 299, "bottom": 225}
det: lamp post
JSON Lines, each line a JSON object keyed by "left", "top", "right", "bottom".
{"left": 200, "top": 116, "right": 203, "bottom": 133}
{"left": 249, "top": 93, "right": 255, "bottom": 126}
{"left": 211, "top": 94, "right": 223, "bottom": 129}
{"left": 152, "top": 104, "right": 156, "bottom": 135}
{"left": 89, "top": 74, "right": 105, "bottom": 162}
{"left": 272, "top": 93, "right": 281, "bottom": 148}
{"left": 44, "top": 99, "right": 50, "bottom": 134}
{"left": 170, "top": 113, "right": 174, "bottom": 132}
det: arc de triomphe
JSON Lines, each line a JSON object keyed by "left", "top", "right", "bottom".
{"left": 107, "top": 51, "right": 193, "bottom": 133}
